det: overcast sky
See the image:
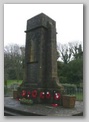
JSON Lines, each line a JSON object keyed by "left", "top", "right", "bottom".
{"left": 4, "top": 4, "right": 83, "bottom": 47}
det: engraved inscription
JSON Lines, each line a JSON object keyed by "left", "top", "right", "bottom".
{"left": 29, "top": 39, "right": 37, "bottom": 62}
{"left": 28, "top": 63, "right": 38, "bottom": 83}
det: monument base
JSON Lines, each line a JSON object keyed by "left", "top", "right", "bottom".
{"left": 17, "top": 82, "right": 64, "bottom": 105}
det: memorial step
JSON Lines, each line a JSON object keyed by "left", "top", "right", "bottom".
{"left": 4, "top": 106, "right": 45, "bottom": 116}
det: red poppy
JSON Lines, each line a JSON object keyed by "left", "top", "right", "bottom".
{"left": 40, "top": 92, "right": 45, "bottom": 99}
{"left": 54, "top": 93, "right": 61, "bottom": 100}
{"left": 32, "top": 90, "right": 37, "bottom": 98}
{"left": 27, "top": 91, "right": 31, "bottom": 98}
{"left": 46, "top": 92, "right": 51, "bottom": 99}
{"left": 51, "top": 104, "right": 59, "bottom": 107}
{"left": 21, "top": 90, "right": 26, "bottom": 97}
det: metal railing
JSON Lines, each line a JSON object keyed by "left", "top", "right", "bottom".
{"left": 63, "top": 85, "right": 83, "bottom": 101}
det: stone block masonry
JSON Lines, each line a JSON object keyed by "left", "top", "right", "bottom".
{"left": 18, "top": 13, "right": 64, "bottom": 104}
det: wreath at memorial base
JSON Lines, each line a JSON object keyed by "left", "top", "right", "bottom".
{"left": 20, "top": 98, "right": 33, "bottom": 105}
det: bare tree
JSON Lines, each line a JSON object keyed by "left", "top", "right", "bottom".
{"left": 68, "top": 41, "right": 83, "bottom": 60}
{"left": 57, "top": 43, "right": 72, "bottom": 64}
{"left": 57, "top": 41, "right": 83, "bottom": 63}
{"left": 4, "top": 44, "right": 25, "bottom": 82}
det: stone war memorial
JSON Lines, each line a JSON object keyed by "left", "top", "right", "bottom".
{"left": 18, "top": 13, "right": 64, "bottom": 104}
{"left": 4, "top": 13, "right": 83, "bottom": 116}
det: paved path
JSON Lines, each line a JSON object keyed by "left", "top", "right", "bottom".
{"left": 4, "top": 97, "right": 83, "bottom": 116}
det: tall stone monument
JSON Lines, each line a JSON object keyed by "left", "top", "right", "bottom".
{"left": 19, "top": 13, "right": 63, "bottom": 104}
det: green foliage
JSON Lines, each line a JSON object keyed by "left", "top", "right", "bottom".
{"left": 76, "top": 92, "right": 83, "bottom": 101}
{"left": 20, "top": 98, "right": 33, "bottom": 105}
{"left": 57, "top": 57, "right": 83, "bottom": 84}
{"left": 67, "top": 58, "right": 83, "bottom": 84}
{"left": 6, "top": 80, "right": 22, "bottom": 86}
